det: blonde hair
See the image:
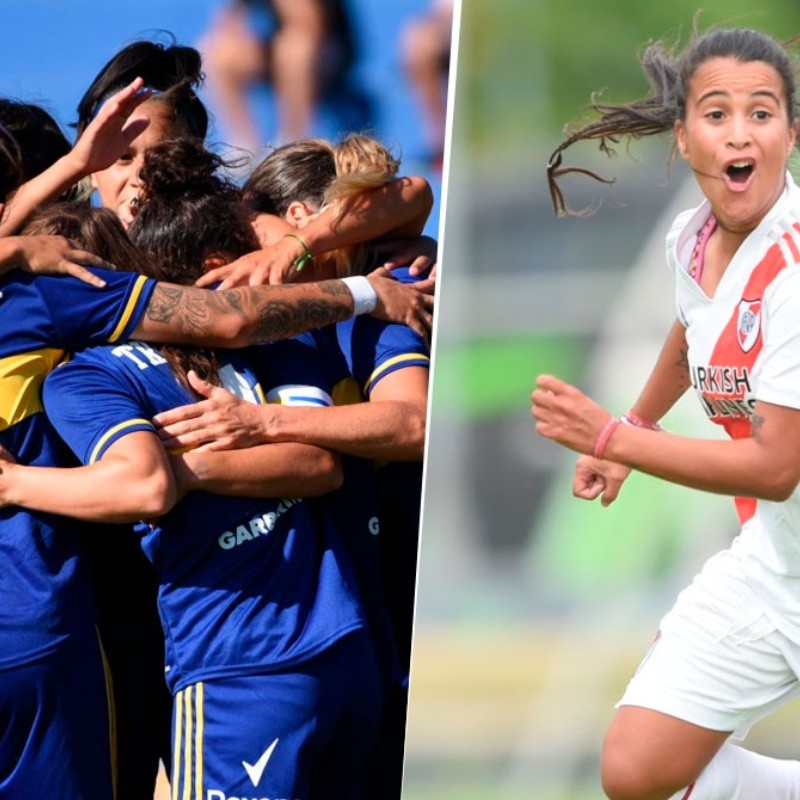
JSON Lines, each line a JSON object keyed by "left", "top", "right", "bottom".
{"left": 243, "top": 133, "right": 400, "bottom": 276}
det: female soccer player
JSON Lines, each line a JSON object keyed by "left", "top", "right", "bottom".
{"left": 533, "top": 24, "right": 800, "bottom": 800}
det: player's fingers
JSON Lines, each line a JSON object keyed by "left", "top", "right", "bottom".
{"left": 407, "top": 315, "right": 430, "bottom": 347}
{"left": 195, "top": 264, "right": 233, "bottom": 287}
{"left": 408, "top": 255, "right": 435, "bottom": 276}
{"left": 600, "top": 480, "right": 623, "bottom": 507}
{"left": 65, "top": 248, "right": 115, "bottom": 271}
{"left": 535, "top": 374, "right": 576, "bottom": 396}
{"left": 153, "top": 403, "right": 204, "bottom": 428}
{"left": 414, "top": 277, "right": 436, "bottom": 295}
{"left": 187, "top": 370, "right": 217, "bottom": 400}
{"left": 120, "top": 116, "right": 150, "bottom": 144}
{"left": 530, "top": 388, "right": 556, "bottom": 411}
{"left": 576, "top": 484, "right": 604, "bottom": 501}
{"left": 59, "top": 262, "right": 107, "bottom": 288}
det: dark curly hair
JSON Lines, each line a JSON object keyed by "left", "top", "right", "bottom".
{"left": 128, "top": 138, "right": 259, "bottom": 386}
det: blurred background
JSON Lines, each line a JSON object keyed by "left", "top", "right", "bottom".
{"left": 406, "top": 2, "right": 800, "bottom": 799}
{"left": 0, "top": 0, "right": 444, "bottom": 236}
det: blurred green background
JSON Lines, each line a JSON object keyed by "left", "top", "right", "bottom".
{"left": 405, "top": 2, "right": 800, "bottom": 799}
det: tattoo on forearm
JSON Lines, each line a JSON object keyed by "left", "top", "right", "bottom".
{"left": 751, "top": 413, "right": 765, "bottom": 439}
{"left": 146, "top": 281, "right": 353, "bottom": 343}
{"left": 146, "top": 285, "right": 229, "bottom": 335}
{"left": 248, "top": 298, "right": 351, "bottom": 343}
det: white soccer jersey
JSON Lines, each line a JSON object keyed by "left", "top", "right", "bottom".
{"left": 667, "top": 172, "right": 800, "bottom": 641}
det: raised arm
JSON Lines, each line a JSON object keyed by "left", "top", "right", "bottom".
{"left": 198, "top": 175, "right": 434, "bottom": 287}
{"left": 0, "top": 78, "right": 153, "bottom": 237}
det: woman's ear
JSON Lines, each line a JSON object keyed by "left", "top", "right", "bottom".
{"left": 285, "top": 199, "right": 316, "bottom": 228}
{"left": 202, "top": 252, "right": 230, "bottom": 272}
{"left": 674, "top": 119, "right": 688, "bottom": 160}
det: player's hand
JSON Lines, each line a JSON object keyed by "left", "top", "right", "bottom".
{"left": 369, "top": 235, "right": 438, "bottom": 277}
{"left": 196, "top": 235, "right": 304, "bottom": 288}
{"left": 530, "top": 374, "right": 611, "bottom": 455}
{"left": 6, "top": 235, "right": 113, "bottom": 286}
{"left": 153, "top": 370, "right": 269, "bottom": 451}
{"left": 573, "top": 455, "right": 631, "bottom": 506}
{"left": 69, "top": 77, "right": 153, "bottom": 175}
{"left": 367, "top": 266, "right": 434, "bottom": 343}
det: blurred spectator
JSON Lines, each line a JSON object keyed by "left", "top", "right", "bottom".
{"left": 400, "top": 0, "right": 453, "bottom": 167}
{"left": 199, "top": 0, "right": 362, "bottom": 155}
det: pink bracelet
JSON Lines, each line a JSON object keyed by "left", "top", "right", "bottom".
{"left": 593, "top": 417, "right": 621, "bottom": 459}
{"left": 621, "top": 411, "right": 662, "bottom": 431}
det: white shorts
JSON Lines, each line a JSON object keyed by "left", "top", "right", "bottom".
{"left": 617, "top": 549, "right": 800, "bottom": 739}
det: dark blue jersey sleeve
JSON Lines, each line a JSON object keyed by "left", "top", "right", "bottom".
{"left": 33, "top": 269, "right": 155, "bottom": 351}
{"left": 43, "top": 348, "right": 155, "bottom": 464}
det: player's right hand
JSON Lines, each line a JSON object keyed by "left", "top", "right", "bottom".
{"left": 367, "top": 266, "right": 434, "bottom": 343}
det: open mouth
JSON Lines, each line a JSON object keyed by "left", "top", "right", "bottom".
{"left": 725, "top": 161, "right": 754, "bottom": 184}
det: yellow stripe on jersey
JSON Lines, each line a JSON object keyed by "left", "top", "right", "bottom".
{"left": 331, "top": 376, "right": 363, "bottom": 406}
{"left": 0, "top": 348, "right": 65, "bottom": 430}
{"left": 89, "top": 419, "right": 153, "bottom": 464}
{"left": 172, "top": 690, "right": 183, "bottom": 800}
{"left": 183, "top": 684, "right": 193, "bottom": 800}
{"left": 363, "top": 353, "right": 429, "bottom": 395}
{"left": 108, "top": 275, "right": 150, "bottom": 343}
{"left": 195, "top": 683, "right": 204, "bottom": 800}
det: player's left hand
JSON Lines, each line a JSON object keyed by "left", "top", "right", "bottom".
{"left": 196, "top": 235, "right": 304, "bottom": 288}
{"left": 153, "top": 370, "right": 268, "bottom": 451}
{"left": 530, "top": 374, "right": 611, "bottom": 455}
{"left": 369, "top": 234, "right": 438, "bottom": 278}
{"left": 573, "top": 455, "right": 631, "bottom": 506}
{"left": 8, "top": 235, "right": 113, "bottom": 286}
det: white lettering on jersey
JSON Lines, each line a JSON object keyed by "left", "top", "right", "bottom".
{"left": 111, "top": 341, "right": 168, "bottom": 369}
{"left": 218, "top": 500, "right": 301, "bottom": 550}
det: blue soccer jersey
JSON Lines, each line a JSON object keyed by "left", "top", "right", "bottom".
{"left": 0, "top": 268, "right": 154, "bottom": 669}
{"left": 296, "top": 282, "right": 430, "bottom": 678}
{"left": 43, "top": 338, "right": 366, "bottom": 694}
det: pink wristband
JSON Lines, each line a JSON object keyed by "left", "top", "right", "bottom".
{"left": 593, "top": 417, "right": 621, "bottom": 459}
{"left": 621, "top": 411, "right": 662, "bottom": 431}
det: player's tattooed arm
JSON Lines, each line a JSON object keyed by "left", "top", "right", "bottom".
{"left": 133, "top": 280, "right": 354, "bottom": 347}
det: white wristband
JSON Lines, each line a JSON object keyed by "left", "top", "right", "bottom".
{"left": 342, "top": 275, "right": 377, "bottom": 316}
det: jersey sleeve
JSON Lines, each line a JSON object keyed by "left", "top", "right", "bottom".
{"left": 339, "top": 317, "right": 430, "bottom": 397}
{"left": 42, "top": 351, "right": 155, "bottom": 465}
{"left": 757, "top": 267, "right": 800, "bottom": 411}
{"left": 34, "top": 269, "right": 155, "bottom": 350}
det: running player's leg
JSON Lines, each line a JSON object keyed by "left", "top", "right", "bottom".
{"left": 602, "top": 552, "right": 800, "bottom": 800}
